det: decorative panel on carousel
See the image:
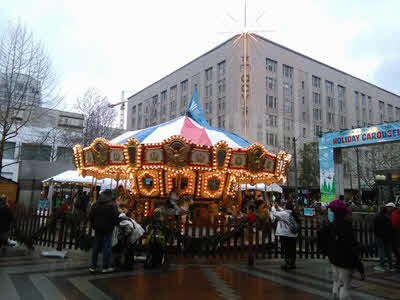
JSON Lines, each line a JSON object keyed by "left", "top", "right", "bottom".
{"left": 165, "top": 170, "right": 196, "bottom": 195}
{"left": 229, "top": 152, "right": 247, "bottom": 169}
{"left": 213, "top": 141, "right": 231, "bottom": 171}
{"left": 137, "top": 170, "right": 160, "bottom": 197}
{"left": 84, "top": 151, "right": 94, "bottom": 167}
{"left": 143, "top": 147, "right": 164, "bottom": 165}
{"left": 263, "top": 155, "right": 276, "bottom": 173}
{"left": 124, "top": 138, "right": 141, "bottom": 170}
{"left": 190, "top": 148, "right": 211, "bottom": 167}
{"left": 163, "top": 138, "right": 191, "bottom": 168}
{"left": 201, "top": 172, "right": 226, "bottom": 199}
{"left": 109, "top": 148, "right": 125, "bottom": 165}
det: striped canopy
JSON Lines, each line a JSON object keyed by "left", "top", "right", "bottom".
{"left": 112, "top": 89, "right": 250, "bottom": 148}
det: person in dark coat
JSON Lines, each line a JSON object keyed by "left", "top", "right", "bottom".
{"left": 0, "top": 195, "right": 14, "bottom": 248}
{"left": 327, "top": 199, "right": 363, "bottom": 300}
{"left": 373, "top": 204, "right": 395, "bottom": 271}
{"left": 88, "top": 189, "right": 119, "bottom": 273}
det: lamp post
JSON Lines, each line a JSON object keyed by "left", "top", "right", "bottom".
{"left": 355, "top": 147, "right": 362, "bottom": 202}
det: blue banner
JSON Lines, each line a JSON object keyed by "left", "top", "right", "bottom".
{"left": 319, "top": 121, "right": 400, "bottom": 202}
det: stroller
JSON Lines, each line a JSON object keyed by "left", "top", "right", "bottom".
{"left": 113, "top": 213, "right": 145, "bottom": 270}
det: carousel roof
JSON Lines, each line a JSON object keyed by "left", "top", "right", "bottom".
{"left": 111, "top": 89, "right": 250, "bottom": 148}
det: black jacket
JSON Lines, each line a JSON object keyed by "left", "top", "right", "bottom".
{"left": 327, "top": 219, "right": 360, "bottom": 269}
{"left": 89, "top": 200, "right": 119, "bottom": 235}
{"left": 0, "top": 203, "right": 14, "bottom": 233}
{"left": 373, "top": 214, "right": 393, "bottom": 242}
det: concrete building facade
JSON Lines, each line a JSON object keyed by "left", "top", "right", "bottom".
{"left": 126, "top": 34, "right": 400, "bottom": 189}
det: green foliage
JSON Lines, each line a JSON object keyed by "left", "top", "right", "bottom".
{"left": 299, "top": 142, "right": 320, "bottom": 187}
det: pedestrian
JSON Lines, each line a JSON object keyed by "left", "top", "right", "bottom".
{"left": 88, "top": 189, "right": 119, "bottom": 273}
{"left": 373, "top": 203, "right": 395, "bottom": 272}
{"left": 0, "top": 195, "right": 14, "bottom": 249}
{"left": 270, "top": 202, "right": 300, "bottom": 270}
{"left": 327, "top": 199, "right": 362, "bottom": 300}
{"left": 391, "top": 203, "right": 400, "bottom": 267}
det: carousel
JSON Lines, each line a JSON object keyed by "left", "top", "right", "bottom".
{"left": 73, "top": 89, "right": 291, "bottom": 220}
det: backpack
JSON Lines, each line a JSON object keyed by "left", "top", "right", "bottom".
{"left": 288, "top": 214, "right": 300, "bottom": 234}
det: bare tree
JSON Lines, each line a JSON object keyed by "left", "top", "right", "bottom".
{"left": 0, "top": 21, "right": 61, "bottom": 172}
{"left": 74, "top": 88, "right": 118, "bottom": 147}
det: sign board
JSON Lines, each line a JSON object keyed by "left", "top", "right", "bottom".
{"left": 319, "top": 121, "right": 400, "bottom": 203}
{"left": 304, "top": 207, "right": 315, "bottom": 216}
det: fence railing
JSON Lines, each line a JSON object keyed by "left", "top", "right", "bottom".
{"left": 10, "top": 206, "right": 377, "bottom": 259}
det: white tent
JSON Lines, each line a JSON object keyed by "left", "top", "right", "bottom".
{"left": 42, "top": 170, "right": 117, "bottom": 191}
{"left": 240, "top": 183, "right": 282, "bottom": 193}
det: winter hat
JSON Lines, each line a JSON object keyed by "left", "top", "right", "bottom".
{"left": 385, "top": 202, "right": 396, "bottom": 208}
{"left": 327, "top": 199, "right": 350, "bottom": 217}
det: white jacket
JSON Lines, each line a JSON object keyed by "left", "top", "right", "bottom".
{"left": 270, "top": 206, "right": 298, "bottom": 238}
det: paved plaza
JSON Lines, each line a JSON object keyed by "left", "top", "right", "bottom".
{"left": 1, "top": 247, "right": 399, "bottom": 300}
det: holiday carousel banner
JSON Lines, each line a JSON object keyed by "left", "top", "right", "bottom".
{"left": 319, "top": 121, "right": 400, "bottom": 202}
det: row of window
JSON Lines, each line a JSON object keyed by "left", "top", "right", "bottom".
{"left": 2, "top": 142, "right": 72, "bottom": 161}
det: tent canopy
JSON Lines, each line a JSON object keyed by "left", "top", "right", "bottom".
{"left": 42, "top": 170, "right": 117, "bottom": 190}
{"left": 111, "top": 89, "right": 250, "bottom": 148}
{"left": 240, "top": 183, "right": 282, "bottom": 193}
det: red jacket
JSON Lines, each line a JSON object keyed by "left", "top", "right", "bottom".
{"left": 247, "top": 212, "right": 256, "bottom": 224}
{"left": 392, "top": 209, "right": 400, "bottom": 228}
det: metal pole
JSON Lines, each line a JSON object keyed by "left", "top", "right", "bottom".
{"left": 356, "top": 147, "right": 361, "bottom": 202}
{"left": 293, "top": 137, "right": 298, "bottom": 200}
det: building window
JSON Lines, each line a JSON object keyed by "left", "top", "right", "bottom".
{"left": 312, "top": 76, "right": 321, "bottom": 88}
{"left": 340, "top": 116, "right": 346, "bottom": 129}
{"left": 284, "top": 136, "right": 292, "bottom": 149}
{"left": 218, "top": 60, "right": 226, "bottom": 76}
{"left": 313, "top": 108, "right": 322, "bottom": 121}
{"left": 327, "top": 96, "right": 334, "bottom": 109}
{"left": 266, "top": 133, "right": 278, "bottom": 146}
{"left": 312, "top": 92, "right": 321, "bottom": 105}
{"left": 327, "top": 112, "right": 334, "bottom": 124}
{"left": 3, "top": 142, "right": 16, "bottom": 160}
{"left": 302, "top": 112, "right": 306, "bottom": 121}
{"left": 283, "top": 83, "right": 292, "bottom": 98}
{"left": 368, "top": 96, "right": 372, "bottom": 106}
{"left": 57, "top": 147, "right": 73, "bottom": 161}
{"left": 339, "top": 100, "right": 345, "bottom": 112}
{"left": 170, "top": 86, "right": 177, "bottom": 100}
{"left": 314, "top": 125, "right": 322, "bottom": 136}
{"left": 326, "top": 80, "right": 334, "bottom": 94}
{"left": 379, "top": 100, "right": 384, "bottom": 111}
{"left": 284, "top": 118, "right": 294, "bottom": 130}
{"left": 205, "top": 84, "right": 212, "bottom": 98}
{"left": 131, "top": 118, "right": 136, "bottom": 128}
{"left": 205, "top": 67, "right": 213, "bottom": 81}
{"left": 338, "top": 85, "right": 345, "bottom": 98}
{"left": 181, "top": 80, "right": 188, "bottom": 93}
{"left": 354, "top": 91, "right": 359, "bottom": 106}
{"left": 218, "top": 79, "right": 226, "bottom": 96}
{"left": 266, "top": 95, "right": 277, "bottom": 109}
{"left": 266, "top": 77, "right": 276, "bottom": 90}
{"left": 217, "top": 116, "right": 225, "bottom": 128}
{"left": 217, "top": 97, "right": 225, "bottom": 112}
{"left": 283, "top": 64, "right": 293, "bottom": 79}
{"left": 266, "top": 58, "right": 277, "bottom": 72}
{"left": 388, "top": 104, "right": 393, "bottom": 121}
{"left": 396, "top": 107, "right": 400, "bottom": 121}
{"left": 303, "top": 128, "right": 306, "bottom": 138}
{"left": 301, "top": 81, "right": 305, "bottom": 89}
{"left": 132, "top": 105, "right": 136, "bottom": 115}
{"left": 266, "top": 114, "right": 277, "bottom": 127}
{"left": 361, "top": 93, "right": 366, "bottom": 106}
{"left": 369, "top": 109, "right": 373, "bottom": 121}
{"left": 284, "top": 101, "right": 293, "bottom": 113}
{"left": 161, "top": 90, "right": 167, "bottom": 102}
{"left": 21, "top": 144, "right": 51, "bottom": 161}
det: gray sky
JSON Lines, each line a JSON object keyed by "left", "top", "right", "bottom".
{"left": 1, "top": 0, "right": 399, "bottom": 109}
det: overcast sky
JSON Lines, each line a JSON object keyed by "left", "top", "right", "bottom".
{"left": 1, "top": 0, "right": 399, "bottom": 110}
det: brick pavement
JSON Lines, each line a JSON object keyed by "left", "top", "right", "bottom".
{"left": 1, "top": 246, "right": 399, "bottom": 300}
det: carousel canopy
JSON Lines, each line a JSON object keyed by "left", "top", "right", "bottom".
{"left": 111, "top": 89, "right": 250, "bottom": 148}
{"left": 42, "top": 170, "right": 117, "bottom": 190}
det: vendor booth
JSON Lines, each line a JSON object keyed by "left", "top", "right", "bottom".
{"left": 42, "top": 170, "right": 117, "bottom": 212}
{"left": 72, "top": 89, "right": 291, "bottom": 220}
